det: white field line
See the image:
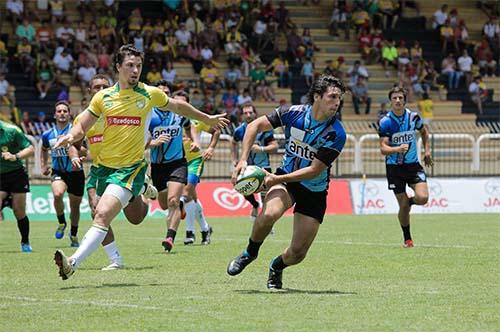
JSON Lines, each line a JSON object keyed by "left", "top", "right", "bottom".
{"left": 0, "top": 295, "right": 161, "bottom": 310}
{"left": 133, "top": 236, "right": 485, "bottom": 249}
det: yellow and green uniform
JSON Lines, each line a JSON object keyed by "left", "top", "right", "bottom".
{"left": 86, "top": 82, "right": 169, "bottom": 196}
{"left": 184, "top": 120, "right": 211, "bottom": 184}
{"left": 0, "top": 121, "right": 31, "bottom": 174}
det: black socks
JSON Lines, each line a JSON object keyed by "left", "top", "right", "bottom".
{"left": 17, "top": 216, "right": 30, "bottom": 243}
{"left": 246, "top": 238, "right": 263, "bottom": 257}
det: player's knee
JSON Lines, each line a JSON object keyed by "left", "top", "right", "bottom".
{"left": 12, "top": 208, "right": 26, "bottom": 220}
{"left": 93, "top": 207, "right": 112, "bottom": 226}
{"left": 260, "top": 208, "right": 281, "bottom": 224}
{"left": 167, "top": 196, "right": 180, "bottom": 209}
{"left": 415, "top": 194, "right": 429, "bottom": 205}
{"left": 53, "top": 191, "right": 64, "bottom": 201}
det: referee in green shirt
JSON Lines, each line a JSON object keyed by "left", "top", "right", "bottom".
{"left": 0, "top": 120, "right": 35, "bottom": 252}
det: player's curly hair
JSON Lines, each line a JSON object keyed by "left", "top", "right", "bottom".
{"left": 112, "top": 44, "right": 144, "bottom": 73}
{"left": 307, "top": 74, "right": 346, "bottom": 105}
{"left": 388, "top": 86, "right": 408, "bottom": 102}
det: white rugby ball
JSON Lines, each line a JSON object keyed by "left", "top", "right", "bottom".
{"left": 234, "top": 166, "right": 266, "bottom": 196}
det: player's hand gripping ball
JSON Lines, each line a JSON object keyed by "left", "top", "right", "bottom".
{"left": 234, "top": 166, "right": 266, "bottom": 196}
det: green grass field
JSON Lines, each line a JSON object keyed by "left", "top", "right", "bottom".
{"left": 0, "top": 214, "right": 498, "bottom": 331}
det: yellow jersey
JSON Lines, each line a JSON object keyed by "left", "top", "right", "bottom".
{"left": 183, "top": 120, "right": 212, "bottom": 162}
{"left": 87, "top": 82, "right": 169, "bottom": 168}
{"left": 418, "top": 99, "right": 433, "bottom": 119}
{"left": 74, "top": 112, "right": 104, "bottom": 166}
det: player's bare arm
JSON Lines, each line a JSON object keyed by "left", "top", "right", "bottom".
{"left": 161, "top": 98, "right": 229, "bottom": 130}
{"left": 1, "top": 145, "right": 34, "bottom": 161}
{"left": 379, "top": 137, "right": 408, "bottom": 155}
{"left": 419, "top": 125, "right": 433, "bottom": 166}
{"left": 262, "top": 155, "right": 332, "bottom": 190}
{"left": 189, "top": 121, "right": 201, "bottom": 152}
{"left": 202, "top": 128, "right": 220, "bottom": 161}
{"left": 54, "top": 110, "right": 98, "bottom": 148}
{"left": 40, "top": 146, "right": 51, "bottom": 175}
{"left": 231, "top": 116, "right": 274, "bottom": 184}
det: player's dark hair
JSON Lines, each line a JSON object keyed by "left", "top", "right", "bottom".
{"left": 388, "top": 86, "right": 408, "bottom": 103}
{"left": 113, "top": 44, "right": 144, "bottom": 73}
{"left": 172, "top": 90, "right": 190, "bottom": 103}
{"left": 307, "top": 74, "right": 346, "bottom": 105}
{"left": 89, "top": 74, "right": 110, "bottom": 88}
{"left": 241, "top": 103, "right": 257, "bottom": 114}
{"left": 54, "top": 100, "right": 70, "bottom": 112}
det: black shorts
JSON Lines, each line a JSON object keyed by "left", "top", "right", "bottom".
{"left": 386, "top": 163, "right": 427, "bottom": 194}
{"left": 276, "top": 168, "right": 327, "bottom": 223}
{"left": 151, "top": 158, "right": 188, "bottom": 192}
{"left": 0, "top": 167, "right": 30, "bottom": 193}
{"left": 51, "top": 169, "right": 85, "bottom": 197}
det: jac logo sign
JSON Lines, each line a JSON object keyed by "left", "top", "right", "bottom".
{"left": 106, "top": 116, "right": 141, "bottom": 126}
{"left": 484, "top": 179, "right": 500, "bottom": 207}
{"left": 358, "top": 181, "right": 385, "bottom": 210}
{"left": 423, "top": 180, "right": 448, "bottom": 209}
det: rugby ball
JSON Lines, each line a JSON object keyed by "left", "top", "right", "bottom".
{"left": 234, "top": 166, "right": 266, "bottom": 196}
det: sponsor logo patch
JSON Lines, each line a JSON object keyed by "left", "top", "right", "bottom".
{"left": 288, "top": 137, "right": 317, "bottom": 161}
{"left": 106, "top": 116, "right": 141, "bottom": 126}
{"left": 88, "top": 135, "right": 103, "bottom": 144}
{"left": 152, "top": 125, "right": 181, "bottom": 138}
{"left": 391, "top": 131, "right": 415, "bottom": 145}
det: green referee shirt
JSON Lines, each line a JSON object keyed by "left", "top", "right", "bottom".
{"left": 0, "top": 120, "right": 32, "bottom": 174}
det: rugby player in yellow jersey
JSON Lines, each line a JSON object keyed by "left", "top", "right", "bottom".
{"left": 53, "top": 44, "right": 229, "bottom": 280}
{"left": 180, "top": 101, "right": 220, "bottom": 246}
{"left": 73, "top": 74, "right": 159, "bottom": 270}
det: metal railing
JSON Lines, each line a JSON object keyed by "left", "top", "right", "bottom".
{"left": 24, "top": 131, "right": 500, "bottom": 181}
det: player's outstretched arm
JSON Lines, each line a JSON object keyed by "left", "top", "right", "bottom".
{"left": 162, "top": 98, "right": 229, "bottom": 130}
{"left": 231, "top": 116, "right": 273, "bottom": 184}
{"left": 54, "top": 110, "right": 97, "bottom": 148}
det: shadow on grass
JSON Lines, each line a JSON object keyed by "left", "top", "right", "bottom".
{"left": 59, "top": 282, "right": 172, "bottom": 290}
{"left": 235, "top": 288, "right": 356, "bottom": 295}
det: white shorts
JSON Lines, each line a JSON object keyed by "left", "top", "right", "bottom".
{"left": 102, "top": 184, "right": 133, "bottom": 208}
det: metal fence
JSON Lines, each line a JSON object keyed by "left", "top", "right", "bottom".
{"left": 25, "top": 131, "right": 500, "bottom": 183}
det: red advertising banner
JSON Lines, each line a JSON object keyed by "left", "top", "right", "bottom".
{"left": 193, "top": 180, "right": 353, "bottom": 217}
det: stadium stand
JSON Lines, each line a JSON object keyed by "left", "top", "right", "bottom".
{"left": 0, "top": 0, "right": 497, "bottom": 180}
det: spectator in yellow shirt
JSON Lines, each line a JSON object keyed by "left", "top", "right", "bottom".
{"left": 440, "top": 20, "right": 457, "bottom": 54}
{"left": 16, "top": 38, "right": 33, "bottom": 74}
{"left": 382, "top": 39, "right": 398, "bottom": 76}
{"left": 146, "top": 63, "right": 162, "bottom": 84}
{"left": 352, "top": 4, "right": 370, "bottom": 35}
{"left": 267, "top": 53, "right": 290, "bottom": 88}
{"left": 200, "top": 61, "right": 220, "bottom": 93}
{"left": 418, "top": 93, "right": 433, "bottom": 126}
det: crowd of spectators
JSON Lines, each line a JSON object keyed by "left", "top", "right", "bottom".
{"left": 1, "top": 0, "right": 498, "bottom": 131}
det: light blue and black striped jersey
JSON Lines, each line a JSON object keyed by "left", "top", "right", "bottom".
{"left": 148, "top": 107, "right": 190, "bottom": 163}
{"left": 378, "top": 108, "right": 423, "bottom": 165}
{"left": 41, "top": 123, "right": 73, "bottom": 172}
{"left": 266, "top": 104, "right": 346, "bottom": 192}
{"left": 233, "top": 122, "right": 274, "bottom": 168}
